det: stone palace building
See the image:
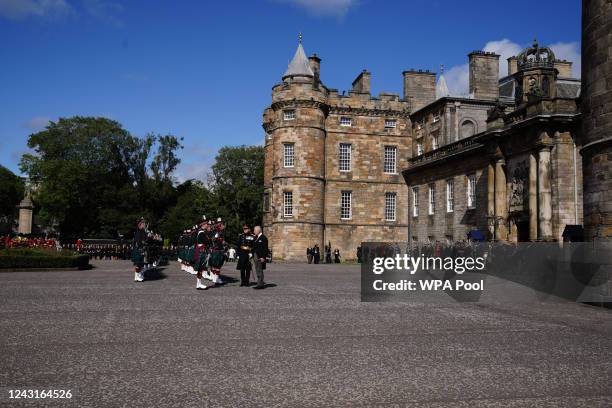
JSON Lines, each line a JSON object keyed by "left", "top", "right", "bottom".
{"left": 263, "top": 1, "right": 610, "bottom": 260}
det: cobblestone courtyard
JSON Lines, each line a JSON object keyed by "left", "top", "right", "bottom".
{"left": 1, "top": 261, "right": 611, "bottom": 407}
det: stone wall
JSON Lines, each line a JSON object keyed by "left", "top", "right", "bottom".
{"left": 581, "top": 0, "right": 612, "bottom": 240}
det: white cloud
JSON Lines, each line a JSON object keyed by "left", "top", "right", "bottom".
{"left": 0, "top": 0, "right": 72, "bottom": 19}
{"left": 482, "top": 39, "right": 523, "bottom": 78}
{"left": 550, "top": 41, "right": 581, "bottom": 78}
{"left": 443, "top": 38, "right": 581, "bottom": 96}
{"left": 276, "top": 0, "right": 357, "bottom": 18}
{"left": 23, "top": 116, "right": 51, "bottom": 130}
{"left": 444, "top": 63, "right": 469, "bottom": 97}
{"left": 174, "top": 143, "right": 217, "bottom": 183}
{"left": 82, "top": 0, "right": 123, "bottom": 26}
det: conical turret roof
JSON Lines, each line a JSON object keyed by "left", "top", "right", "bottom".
{"left": 436, "top": 65, "right": 449, "bottom": 98}
{"left": 283, "top": 39, "right": 314, "bottom": 79}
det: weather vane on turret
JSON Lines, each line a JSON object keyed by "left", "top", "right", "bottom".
{"left": 440, "top": 64, "right": 444, "bottom": 75}
{"left": 299, "top": 32, "right": 302, "bottom": 44}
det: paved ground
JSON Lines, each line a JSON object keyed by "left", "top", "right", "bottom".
{"left": 0, "top": 261, "right": 611, "bottom": 407}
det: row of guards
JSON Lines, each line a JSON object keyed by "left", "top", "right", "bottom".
{"left": 176, "top": 216, "right": 226, "bottom": 290}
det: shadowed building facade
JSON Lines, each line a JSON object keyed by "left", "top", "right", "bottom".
{"left": 581, "top": 0, "right": 612, "bottom": 240}
{"left": 403, "top": 41, "right": 582, "bottom": 243}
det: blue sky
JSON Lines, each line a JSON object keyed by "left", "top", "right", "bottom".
{"left": 0, "top": 0, "right": 581, "bottom": 180}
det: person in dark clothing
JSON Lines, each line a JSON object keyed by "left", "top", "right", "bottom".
{"left": 306, "top": 247, "right": 312, "bottom": 264}
{"left": 312, "top": 244, "right": 320, "bottom": 264}
{"left": 236, "top": 224, "right": 255, "bottom": 286}
{"left": 132, "top": 218, "right": 147, "bottom": 282}
{"left": 334, "top": 249, "right": 341, "bottom": 263}
{"left": 252, "top": 226, "right": 268, "bottom": 289}
{"left": 325, "top": 245, "right": 332, "bottom": 264}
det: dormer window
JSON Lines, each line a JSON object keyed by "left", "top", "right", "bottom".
{"left": 385, "top": 119, "right": 397, "bottom": 129}
{"left": 432, "top": 112, "right": 440, "bottom": 123}
{"left": 340, "top": 117, "right": 352, "bottom": 127}
{"left": 283, "top": 110, "right": 296, "bottom": 121}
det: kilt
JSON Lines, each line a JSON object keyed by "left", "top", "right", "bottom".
{"left": 131, "top": 247, "right": 145, "bottom": 266}
{"left": 209, "top": 250, "right": 225, "bottom": 269}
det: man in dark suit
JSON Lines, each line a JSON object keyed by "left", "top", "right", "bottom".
{"left": 252, "top": 226, "right": 268, "bottom": 289}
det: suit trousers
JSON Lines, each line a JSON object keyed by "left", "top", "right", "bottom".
{"left": 254, "top": 257, "right": 265, "bottom": 286}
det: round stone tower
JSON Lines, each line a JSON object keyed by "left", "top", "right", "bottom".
{"left": 263, "top": 37, "right": 327, "bottom": 260}
{"left": 581, "top": 0, "right": 612, "bottom": 240}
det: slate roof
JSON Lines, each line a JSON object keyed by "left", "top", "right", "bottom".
{"left": 283, "top": 43, "right": 314, "bottom": 79}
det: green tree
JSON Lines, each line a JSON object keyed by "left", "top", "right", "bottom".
{"left": 19, "top": 116, "right": 183, "bottom": 240}
{"left": 208, "top": 145, "right": 264, "bottom": 240}
{"left": 0, "top": 166, "right": 25, "bottom": 234}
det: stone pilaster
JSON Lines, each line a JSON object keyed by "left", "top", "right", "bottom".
{"left": 537, "top": 144, "right": 553, "bottom": 240}
{"left": 494, "top": 158, "right": 507, "bottom": 240}
{"left": 528, "top": 152, "right": 538, "bottom": 241}
{"left": 487, "top": 163, "right": 495, "bottom": 239}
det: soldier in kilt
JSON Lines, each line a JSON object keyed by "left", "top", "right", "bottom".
{"left": 208, "top": 218, "right": 226, "bottom": 284}
{"left": 132, "top": 218, "right": 147, "bottom": 282}
{"left": 195, "top": 219, "right": 212, "bottom": 290}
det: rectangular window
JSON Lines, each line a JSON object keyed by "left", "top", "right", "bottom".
{"left": 283, "top": 191, "right": 293, "bottom": 217}
{"left": 339, "top": 143, "right": 351, "bottom": 172}
{"left": 428, "top": 183, "right": 435, "bottom": 215}
{"left": 446, "top": 179, "right": 454, "bottom": 212}
{"left": 283, "top": 110, "right": 295, "bottom": 121}
{"left": 467, "top": 173, "right": 477, "bottom": 209}
{"left": 432, "top": 133, "right": 439, "bottom": 150}
{"left": 384, "top": 145, "right": 397, "bottom": 174}
{"left": 341, "top": 191, "right": 352, "bottom": 220}
{"left": 412, "top": 187, "right": 419, "bottom": 217}
{"left": 283, "top": 143, "right": 294, "bottom": 168}
{"left": 340, "top": 116, "right": 352, "bottom": 127}
{"left": 263, "top": 192, "right": 270, "bottom": 212}
{"left": 385, "top": 119, "right": 397, "bottom": 129}
{"left": 416, "top": 143, "right": 423, "bottom": 156}
{"left": 385, "top": 192, "right": 397, "bottom": 221}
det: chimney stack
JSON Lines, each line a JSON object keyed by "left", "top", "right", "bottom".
{"left": 351, "top": 70, "right": 371, "bottom": 94}
{"left": 507, "top": 56, "right": 518, "bottom": 76}
{"left": 402, "top": 69, "right": 436, "bottom": 112}
{"left": 468, "top": 51, "right": 500, "bottom": 100}
{"left": 309, "top": 54, "right": 321, "bottom": 79}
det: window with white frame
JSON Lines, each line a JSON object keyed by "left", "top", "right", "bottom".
{"left": 283, "top": 110, "right": 295, "bottom": 121}
{"left": 446, "top": 179, "right": 454, "bottom": 212}
{"left": 384, "top": 119, "right": 397, "bottom": 129}
{"left": 340, "top": 116, "right": 352, "bottom": 127}
{"left": 283, "top": 191, "right": 293, "bottom": 217}
{"left": 339, "top": 143, "right": 351, "bottom": 172}
{"left": 428, "top": 183, "right": 435, "bottom": 215}
{"left": 432, "top": 133, "right": 439, "bottom": 150}
{"left": 384, "top": 145, "right": 397, "bottom": 174}
{"left": 340, "top": 191, "right": 352, "bottom": 220}
{"left": 467, "top": 173, "right": 477, "bottom": 209}
{"left": 433, "top": 112, "right": 440, "bottom": 123}
{"left": 412, "top": 187, "right": 419, "bottom": 217}
{"left": 283, "top": 143, "right": 295, "bottom": 167}
{"left": 385, "top": 192, "right": 397, "bottom": 221}
{"left": 416, "top": 143, "right": 423, "bottom": 156}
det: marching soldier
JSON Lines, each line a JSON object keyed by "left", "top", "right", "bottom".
{"left": 195, "top": 219, "right": 212, "bottom": 290}
{"left": 236, "top": 224, "right": 254, "bottom": 286}
{"left": 132, "top": 218, "right": 147, "bottom": 282}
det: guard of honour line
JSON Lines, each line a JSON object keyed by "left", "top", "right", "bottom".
{"left": 131, "top": 216, "right": 268, "bottom": 290}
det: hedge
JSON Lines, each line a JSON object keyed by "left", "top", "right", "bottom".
{"left": 0, "top": 248, "right": 90, "bottom": 269}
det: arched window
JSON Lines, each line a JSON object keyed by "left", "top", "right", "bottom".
{"left": 460, "top": 120, "right": 476, "bottom": 138}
